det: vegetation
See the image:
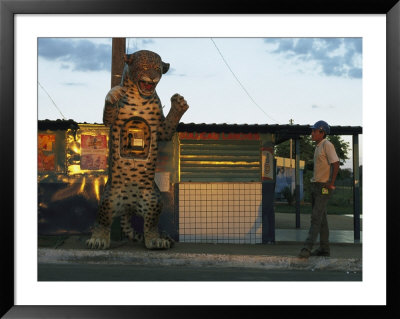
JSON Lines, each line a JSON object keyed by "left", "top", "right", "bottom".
{"left": 275, "top": 183, "right": 362, "bottom": 215}
{"left": 281, "top": 186, "right": 295, "bottom": 206}
{"left": 275, "top": 135, "right": 350, "bottom": 165}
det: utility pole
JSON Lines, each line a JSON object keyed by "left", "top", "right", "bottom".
{"left": 111, "top": 38, "right": 126, "bottom": 88}
{"left": 110, "top": 38, "right": 126, "bottom": 241}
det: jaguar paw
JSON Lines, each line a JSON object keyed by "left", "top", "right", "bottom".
{"left": 160, "top": 231, "right": 175, "bottom": 248}
{"left": 134, "top": 232, "right": 144, "bottom": 243}
{"left": 105, "top": 85, "right": 127, "bottom": 105}
{"left": 170, "top": 93, "right": 189, "bottom": 113}
{"left": 144, "top": 237, "right": 173, "bottom": 250}
{"left": 86, "top": 236, "right": 110, "bottom": 250}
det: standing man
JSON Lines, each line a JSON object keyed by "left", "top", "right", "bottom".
{"left": 299, "top": 120, "right": 340, "bottom": 258}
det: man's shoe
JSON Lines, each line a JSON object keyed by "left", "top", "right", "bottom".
{"left": 311, "top": 248, "right": 330, "bottom": 257}
{"left": 298, "top": 248, "right": 311, "bottom": 258}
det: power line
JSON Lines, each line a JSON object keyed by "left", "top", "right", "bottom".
{"left": 38, "top": 81, "right": 67, "bottom": 120}
{"left": 210, "top": 38, "right": 280, "bottom": 124}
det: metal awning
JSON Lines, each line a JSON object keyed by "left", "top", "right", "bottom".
{"left": 176, "top": 123, "right": 362, "bottom": 144}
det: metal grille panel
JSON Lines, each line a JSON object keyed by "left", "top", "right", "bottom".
{"left": 178, "top": 183, "right": 262, "bottom": 244}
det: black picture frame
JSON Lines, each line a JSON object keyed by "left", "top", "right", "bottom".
{"left": 1, "top": 0, "right": 399, "bottom": 317}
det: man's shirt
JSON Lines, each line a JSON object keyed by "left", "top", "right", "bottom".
{"left": 311, "top": 139, "right": 339, "bottom": 183}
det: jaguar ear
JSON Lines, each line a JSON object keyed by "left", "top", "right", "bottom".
{"left": 124, "top": 54, "right": 134, "bottom": 65}
{"left": 162, "top": 61, "right": 170, "bottom": 74}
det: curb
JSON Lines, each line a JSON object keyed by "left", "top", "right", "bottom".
{"left": 38, "top": 248, "right": 362, "bottom": 272}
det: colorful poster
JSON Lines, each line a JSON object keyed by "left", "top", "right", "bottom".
{"left": 261, "top": 147, "right": 274, "bottom": 181}
{"left": 38, "top": 134, "right": 56, "bottom": 171}
{"left": 80, "top": 134, "right": 107, "bottom": 170}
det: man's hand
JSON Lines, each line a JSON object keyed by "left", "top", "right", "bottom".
{"left": 326, "top": 161, "right": 340, "bottom": 191}
{"left": 325, "top": 183, "right": 336, "bottom": 190}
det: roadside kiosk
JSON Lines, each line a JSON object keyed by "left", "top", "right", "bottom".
{"left": 38, "top": 120, "right": 362, "bottom": 243}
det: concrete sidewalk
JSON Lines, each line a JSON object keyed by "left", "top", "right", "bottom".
{"left": 38, "top": 236, "right": 362, "bottom": 272}
{"left": 38, "top": 213, "right": 362, "bottom": 272}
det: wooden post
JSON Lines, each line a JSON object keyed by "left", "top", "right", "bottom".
{"left": 110, "top": 38, "right": 126, "bottom": 241}
{"left": 111, "top": 38, "right": 126, "bottom": 88}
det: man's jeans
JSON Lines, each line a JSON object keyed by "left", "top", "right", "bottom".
{"left": 304, "top": 182, "right": 333, "bottom": 252}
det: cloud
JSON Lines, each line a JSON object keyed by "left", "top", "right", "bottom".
{"left": 62, "top": 82, "right": 86, "bottom": 86}
{"left": 125, "top": 38, "right": 156, "bottom": 53}
{"left": 311, "top": 104, "right": 335, "bottom": 109}
{"left": 142, "top": 39, "right": 155, "bottom": 45}
{"left": 264, "top": 38, "right": 362, "bottom": 79}
{"left": 164, "top": 67, "right": 186, "bottom": 77}
{"left": 38, "top": 38, "right": 111, "bottom": 72}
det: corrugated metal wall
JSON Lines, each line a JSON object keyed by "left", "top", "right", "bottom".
{"left": 179, "top": 139, "right": 261, "bottom": 182}
{"left": 178, "top": 136, "right": 263, "bottom": 244}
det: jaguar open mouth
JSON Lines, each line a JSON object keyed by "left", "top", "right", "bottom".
{"left": 139, "top": 80, "right": 156, "bottom": 95}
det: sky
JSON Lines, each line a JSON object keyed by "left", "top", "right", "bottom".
{"left": 38, "top": 37, "right": 363, "bottom": 166}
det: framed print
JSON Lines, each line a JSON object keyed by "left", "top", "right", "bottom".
{"left": 2, "top": 0, "right": 399, "bottom": 317}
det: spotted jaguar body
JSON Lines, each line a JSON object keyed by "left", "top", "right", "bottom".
{"left": 86, "top": 50, "right": 189, "bottom": 249}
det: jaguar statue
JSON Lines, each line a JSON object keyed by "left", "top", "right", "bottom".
{"left": 86, "top": 50, "right": 189, "bottom": 249}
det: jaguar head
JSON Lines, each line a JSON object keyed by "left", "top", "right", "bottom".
{"left": 124, "top": 50, "right": 170, "bottom": 97}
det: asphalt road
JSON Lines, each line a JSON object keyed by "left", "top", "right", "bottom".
{"left": 38, "top": 263, "right": 362, "bottom": 281}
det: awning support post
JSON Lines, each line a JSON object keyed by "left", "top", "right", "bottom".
{"left": 352, "top": 134, "right": 361, "bottom": 242}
